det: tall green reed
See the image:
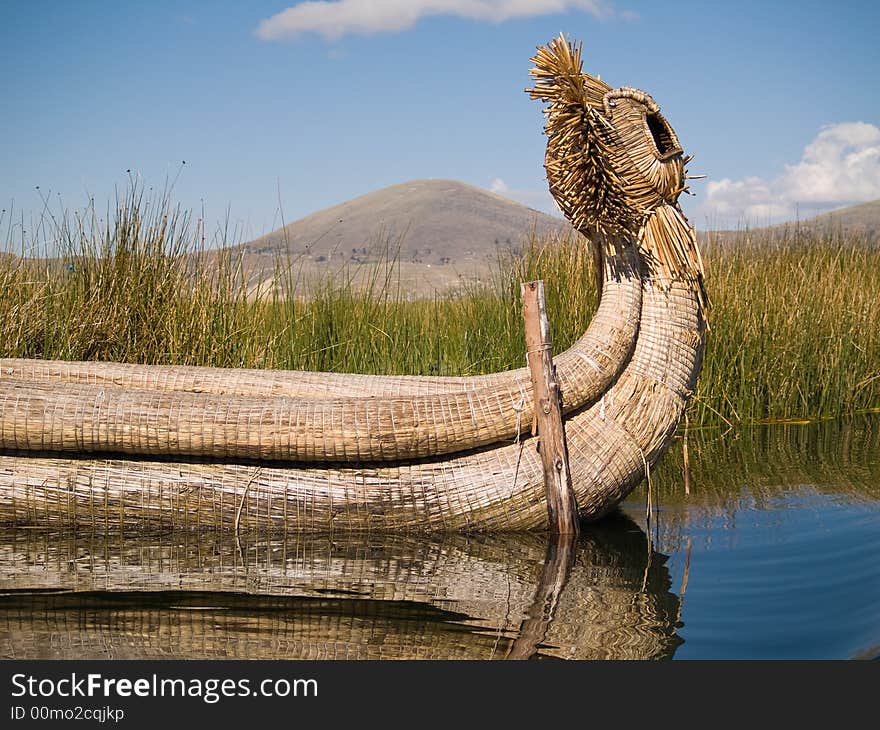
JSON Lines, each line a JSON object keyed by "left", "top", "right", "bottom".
{"left": 693, "top": 229, "right": 880, "bottom": 425}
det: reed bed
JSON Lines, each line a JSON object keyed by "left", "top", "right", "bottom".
{"left": 1, "top": 189, "right": 878, "bottom": 427}
{"left": 694, "top": 229, "right": 880, "bottom": 425}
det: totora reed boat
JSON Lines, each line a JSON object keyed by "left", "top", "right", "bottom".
{"left": 0, "top": 36, "right": 707, "bottom": 533}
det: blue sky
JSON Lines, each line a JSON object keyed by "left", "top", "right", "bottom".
{"left": 3, "top": 0, "right": 879, "bottom": 245}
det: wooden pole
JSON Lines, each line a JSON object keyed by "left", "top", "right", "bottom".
{"left": 521, "top": 280, "right": 580, "bottom": 535}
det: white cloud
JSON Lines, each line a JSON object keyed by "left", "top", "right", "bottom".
{"left": 489, "top": 177, "right": 508, "bottom": 194}
{"left": 705, "top": 122, "right": 880, "bottom": 225}
{"left": 488, "top": 177, "right": 559, "bottom": 215}
{"left": 255, "top": 0, "right": 610, "bottom": 41}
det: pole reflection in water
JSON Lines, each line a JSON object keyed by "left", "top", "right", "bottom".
{"left": 505, "top": 532, "right": 577, "bottom": 660}
{"left": 0, "top": 513, "right": 682, "bottom": 660}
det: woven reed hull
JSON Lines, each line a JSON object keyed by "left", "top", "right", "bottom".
{"left": 0, "top": 206, "right": 705, "bottom": 532}
{"left": 0, "top": 302, "right": 701, "bottom": 529}
{"left": 0, "top": 521, "right": 682, "bottom": 659}
{"left": 0, "top": 36, "right": 708, "bottom": 532}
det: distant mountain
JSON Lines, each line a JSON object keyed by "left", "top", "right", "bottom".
{"left": 705, "top": 199, "right": 880, "bottom": 243}
{"left": 790, "top": 199, "right": 880, "bottom": 239}
{"left": 243, "top": 179, "right": 570, "bottom": 266}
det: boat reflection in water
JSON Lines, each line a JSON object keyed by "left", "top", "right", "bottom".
{"left": 0, "top": 513, "right": 682, "bottom": 660}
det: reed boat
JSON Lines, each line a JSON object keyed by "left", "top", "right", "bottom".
{"left": 0, "top": 36, "right": 707, "bottom": 532}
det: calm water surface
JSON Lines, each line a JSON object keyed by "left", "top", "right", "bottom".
{"left": 1, "top": 416, "right": 878, "bottom": 660}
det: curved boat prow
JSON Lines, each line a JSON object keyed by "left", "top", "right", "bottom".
{"left": 0, "top": 36, "right": 706, "bottom": 532}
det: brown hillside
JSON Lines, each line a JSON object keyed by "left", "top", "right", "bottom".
{"left": 704, "top": 199, "right": 880, "bottom": 244}
{"left": 794, "top": 199, "right": 880, "bottom": 239}
{"left": 246, "top": 179, "right": 568, "bottom": 263}
{"left": 237, "top": 179, "right": 572, "bottom": 295}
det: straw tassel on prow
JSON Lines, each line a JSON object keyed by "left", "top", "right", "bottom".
{"left": 527, "top": 34, "right": 708, "bottom": 319}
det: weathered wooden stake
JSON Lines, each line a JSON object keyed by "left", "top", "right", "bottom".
{"left": 521, "top": 280, "right": 580, "bottom": 535}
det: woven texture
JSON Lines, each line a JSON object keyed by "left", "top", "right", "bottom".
{"left": 0, "top": 36, "right": 707, "bottom": 532}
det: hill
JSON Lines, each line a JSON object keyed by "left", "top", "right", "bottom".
{"left": 239, "top": 179, "right": 571, "bottom": 295}
{"left": 790, "top": 199, "right": 880, "bottom": 239}
{"left": 704, "top": 199, "right": 880, "bottom": 244}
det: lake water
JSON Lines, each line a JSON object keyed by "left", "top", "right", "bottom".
{"left": 1, "top": 416, "right": 878, "bottom": 660}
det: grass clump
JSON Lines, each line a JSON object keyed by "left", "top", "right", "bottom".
{"left": 1, "top": 187, "right": 262, "bottom": 367}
